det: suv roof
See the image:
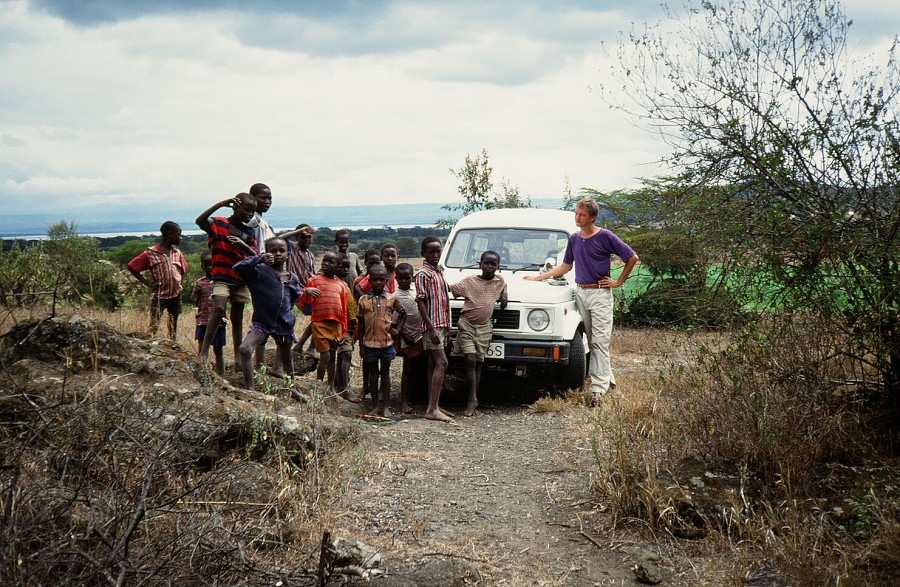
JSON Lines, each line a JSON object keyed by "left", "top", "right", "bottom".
{"left": 451, "top": 208, "right": 577, "bottom": 234}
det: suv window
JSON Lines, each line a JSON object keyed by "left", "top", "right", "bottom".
{"left": 444, "top": 228, "right": 569, "bottom": 270}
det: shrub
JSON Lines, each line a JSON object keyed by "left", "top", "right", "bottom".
{"left": 622, "top": 279, "right": 746, "bottom": 329}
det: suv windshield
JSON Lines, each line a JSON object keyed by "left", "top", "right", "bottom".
{"left": 444, "top": 228, "right": 569, "bottom": 270}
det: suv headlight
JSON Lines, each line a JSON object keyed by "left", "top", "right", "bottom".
{"left": 527, "top": 309, "right": 550, "bottom": 331}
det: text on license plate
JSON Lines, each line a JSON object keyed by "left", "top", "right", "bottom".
{"left": 485, "top": 342, "right": 505, "bottom": 359}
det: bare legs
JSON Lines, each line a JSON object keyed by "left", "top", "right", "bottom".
{"left": 424, "top": 348, "right": 452, "bottom": 422}
{"left": 200, "top": 296, "right": 244, "bottom": 373}
{"left": 463, "top": 353, "right": 482, "bottom": 416}
{"left": 366, "top": 358, "right": 392, "bottom": 417}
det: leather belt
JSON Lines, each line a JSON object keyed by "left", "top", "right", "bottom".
{"left": 577, "top": 283, "right": 601, "bottom": 289}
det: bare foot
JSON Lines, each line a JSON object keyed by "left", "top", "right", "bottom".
{"left": 463, "top": 402, "right": 478, "bottom": 417}
{"left": 369, "top": 407, "right": 391, "bottom": 418}
{"left": 267, "top": 369, "right": 285, "bottom": 379}
{"left": 440, "top": 407, "right": 456, "bottom": 418}
{"left": 425, "top": 409, "right": 454, "bottom": 422}
{"left": 399, "top": 402, "right": 413, "bottom": 414}
{"left": 342, "top": 389, "right": 361, "bottom": 403}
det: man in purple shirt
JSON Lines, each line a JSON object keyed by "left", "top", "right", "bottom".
{"left": 524, "top": 197, "right": 639, "bottom": 404}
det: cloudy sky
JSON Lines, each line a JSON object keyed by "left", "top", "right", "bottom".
{"left": 1, "top": 0, "right": 896, "bottom": 222}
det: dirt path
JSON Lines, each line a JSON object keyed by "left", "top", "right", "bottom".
{"left": 332, "top": 385, "right": 635, "bottom": 586}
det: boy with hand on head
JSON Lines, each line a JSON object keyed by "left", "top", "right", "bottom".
{"left": 195, "top": 193, "right": 258, "bottom": 370}
{"left": 394, "top": 262, "right": 425, "bottom": 413}
{"left": 415, "top": 237, "right": 454, "bottom": 422}
{"left": 357, "top": 265, "right": 407, "bottom": 417}
{"left": 450, "top": 250, "right": 508, "bottom": 416}
{"left": 232, "top": 237, "right": 302, "bottom": 391}
{"left": 127, "top": 221, "right": 188, "bottom": 340}
{"left": 191, "top": 251, "right": 225, "bottom": 375}
{"left": 334, "top": 257, "right": 359, "bottom": 401}
{"left": 297, "top": 251, "right": 348, "bottom": 390}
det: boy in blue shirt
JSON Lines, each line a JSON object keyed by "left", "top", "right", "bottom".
{"left": 232, "top": 237, "right": 302, "bottom": 391}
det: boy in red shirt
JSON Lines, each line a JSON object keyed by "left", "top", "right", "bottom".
{"left": 127, "top": 221, "right": 188, "bottom": 340}
{"left": 190, "top": 251, "right": 226, "bottom": 375}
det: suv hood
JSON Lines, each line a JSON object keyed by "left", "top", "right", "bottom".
{"left": 442, "top": 268, "right": 575, "bottom": 304}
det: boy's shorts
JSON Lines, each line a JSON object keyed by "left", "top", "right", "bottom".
{"left": 453, "top": 315, "right": 493, "bottom": 362}
{"left": 248, "top": 323, "right": 295, "bottom": 346}
{"left": 422, "top": 327, "right": 449, "bottom": 351}
{"left": 195, "top": 323, "right": 226, "bottom": 347}
{"left": 211, "top": 281, "right": 251, "bottom": 305}
{"left": 337, "top": 335, "right": 355, "bottom": 354}
{"left": 152, "top": 296, "right": 182, "bottom": 316}
{"left": 311, "top": 320, "right": 343, "bottom": 352}
{"left": 397, "top": 336, "right": 424, "bottom": 358}
{"left": 363, "top": 344, "right": 396, "bottom": 363}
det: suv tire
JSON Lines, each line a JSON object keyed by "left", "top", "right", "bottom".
{"left": 562, "top": 331, "right": 588, "bottom": 390}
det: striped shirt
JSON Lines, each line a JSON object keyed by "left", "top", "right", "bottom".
{"left": 288, "top": 243, "right": 316, "bottom": 288}
{"left": 190, "top": 275, "right": 215, "bottom": 326}
{"left": 299, "top": 274, "right": 348, "bottom": 335}
{"left": 127, "top": 244, "right": 187, "bottom": 299}
{"left": 415, "top": 262, "right": 450, "bottom": 330}
{"left": 358, "top": 291, "right": 405, "bottom": 349}
{"left": 207, "top": 216, "right": 258, "bottom": 284}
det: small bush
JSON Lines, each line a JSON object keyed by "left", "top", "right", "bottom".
{"left": 622, "top": 279, "right": 746, "bottom": 329}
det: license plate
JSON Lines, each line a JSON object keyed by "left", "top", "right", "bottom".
{"left": 485, "top": 342, "right": 505, "bottom": 359}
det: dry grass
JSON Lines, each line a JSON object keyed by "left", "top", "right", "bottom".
{"left": 0, "top": 305, "right": 359, "bottom": 586}
{"left": 575, "top": 318, "right": 899, "bottom": 586}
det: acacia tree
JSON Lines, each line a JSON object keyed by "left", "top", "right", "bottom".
{"left": 610, "top": 0, "right": 899, "bottom": 419}
{"left": 438, "top": 149, "right": 531, "bottom": 227}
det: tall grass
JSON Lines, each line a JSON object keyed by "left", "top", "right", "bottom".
{"left": 584, "top": 317, "right": 897, "bottom": 585}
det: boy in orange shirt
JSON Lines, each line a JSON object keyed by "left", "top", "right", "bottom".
{"left": 297, "top": 251, "right": 347, "bottom": 390}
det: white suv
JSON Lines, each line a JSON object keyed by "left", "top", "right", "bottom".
{"left": 439, "top": 208, "right": 588, "bottom": 389}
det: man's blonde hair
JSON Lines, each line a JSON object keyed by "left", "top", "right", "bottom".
{"left": 576, "top": 196, "right": 599, "bottom": 219}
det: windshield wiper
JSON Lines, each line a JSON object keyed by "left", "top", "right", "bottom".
{"left": 511, "top": 263, "right": 543, "bottom": 274}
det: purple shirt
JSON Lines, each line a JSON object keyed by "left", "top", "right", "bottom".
{"left": 563, "top": 229, "right": 635, "bottom": 285}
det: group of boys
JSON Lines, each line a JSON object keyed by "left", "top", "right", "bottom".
{"left": 128, "top": 184, "right": 510, "bottom": 421}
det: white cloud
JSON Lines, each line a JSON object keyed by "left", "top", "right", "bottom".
{"left": 0, "top": 0, "right": 895, "bottom": 223}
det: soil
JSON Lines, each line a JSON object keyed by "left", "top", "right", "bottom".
{"left": 328, "top": 370, "right": 639, "bottom": 586}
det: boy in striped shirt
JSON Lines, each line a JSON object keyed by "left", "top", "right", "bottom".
{"left": 195, "top": 193, "right": 258, "bottom": 370}
{"left": 415, "top": 237, "right": 454, "bottom": 422}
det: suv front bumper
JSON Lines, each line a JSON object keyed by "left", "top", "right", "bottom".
{"left": 449, "top": 335, "right": 572, "bottom": 365}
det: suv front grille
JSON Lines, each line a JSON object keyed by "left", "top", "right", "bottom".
{"left": 451, "top": 308, "right": 520, "bottom": 330}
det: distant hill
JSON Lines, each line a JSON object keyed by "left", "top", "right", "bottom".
{"left": 4, "top": 199, "right": 567, "bottom": 238}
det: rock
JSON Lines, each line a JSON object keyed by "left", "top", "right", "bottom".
{"left": 327, "top": 537, "right": 381, "bottom": 569}
{"left": 327, "top": 557, "right": 482, "bottom": 587}
{"left": 628, "top": 546, "right": 665, "bottom": 584}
